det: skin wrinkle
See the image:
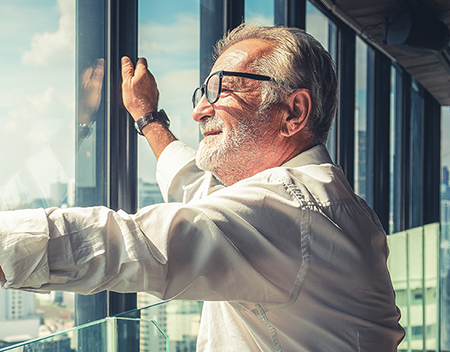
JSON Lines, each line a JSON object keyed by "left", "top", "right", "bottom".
{"left": 194, "top": 39, "right": 286, "bottom": 186}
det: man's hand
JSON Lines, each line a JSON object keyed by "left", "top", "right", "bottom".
{"left": 0, "top": 266, "right": 5, "bottom": 281}
{"left": 78, "top": 58, "right": 105, "bottom": 125}
{"left": 121, "top": 57, "right": 159, "bottom": 120}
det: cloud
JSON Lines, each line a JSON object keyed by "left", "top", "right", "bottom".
{"left": 22, "top": 0, "right": 75, "bottom": 67}
{"left": 139, "top": 14, "right": 199, "bottom": 66}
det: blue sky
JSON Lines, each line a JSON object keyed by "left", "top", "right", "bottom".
{"left": 0, "top": 0, "right": 75, "bottom": 208}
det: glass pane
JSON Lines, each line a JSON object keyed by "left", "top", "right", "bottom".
{"left": 245, "top": 0, "right": 274, "bottom": 25}
{"left": 441, "top": 106, "right": 450, "bottom": 350}
{"left": 305, "top": 1, "right": 337, "bottom": 160}
{"left": 306, "top": 1, "right": 329, "bottom": 51}
{"left": 408, "top": 227, "right": 424, "bottom": 350}
{"left": 389, "top": 66, "right": 402, "bottom": 234}
{"left": 409, "top": 79, "right": 424, "bottom": 228}
{"left": 0, "top": 0, "right": 77, "bottom": 343}
{"left": 0, "top": 316, "right": 108, "bottom": 352}
{"left": 423, "top": 223, "right": 439, "bottom": 350}
{"left": 0, "top": 301, "right": 202, "bottom": 352}
{"left": 137, "top": 0, "right": 200, "bottom": 210}
{"left": 387, "top": 231, "right": 409, "bottom": 351}
{"left": 354, "top": 37, "right": 368, "bottom": 201}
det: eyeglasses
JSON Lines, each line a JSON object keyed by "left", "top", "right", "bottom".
{"left": 192, "top": 70, "right": 276, "bottom": 108}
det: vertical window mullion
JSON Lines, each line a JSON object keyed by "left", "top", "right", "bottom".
{"left": 274, "top": 0, "right": 306, "bottom": 28}
{"left": 423, "top": 91, "right": 440, "bottom": 225}
{"left": 370, "top": 50, "right": 391, "bottom": 232}
{"left": 336, "top": 25, "right": 355, "bottom": 187}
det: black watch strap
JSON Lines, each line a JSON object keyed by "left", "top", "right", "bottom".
{"left": 134, "top": 109, "right": 170, "bottom": 135}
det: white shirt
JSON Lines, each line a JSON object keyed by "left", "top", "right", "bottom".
{"left": 0, "top": 141, "right": 404, "bottom": 351}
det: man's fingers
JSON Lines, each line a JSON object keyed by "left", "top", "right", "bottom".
{"left": 121, "top": 56, "right": 135, "bottom": 82}
{"left": 92, "top": 58, "right": 105, "bottom": 81}
{"left": 134, "top": 57, "right": 150, "bottom": 77}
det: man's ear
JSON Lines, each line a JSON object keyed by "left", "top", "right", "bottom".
{"left": 280, "top": 89, "right": 312, "bottom": 137}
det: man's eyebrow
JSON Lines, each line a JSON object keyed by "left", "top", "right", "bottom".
{"left": 222, "top": 76, "right": 247, "bottom": 89}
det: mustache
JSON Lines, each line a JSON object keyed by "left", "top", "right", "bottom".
{"left": 200, "top": 115, "right": 225, "bottom": 135}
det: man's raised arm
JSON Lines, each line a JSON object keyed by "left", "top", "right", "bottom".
{"left": 121, "top": 56, "right": 177, "bottom": 159}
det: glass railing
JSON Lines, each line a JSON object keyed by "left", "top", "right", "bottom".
{"left": 387, "top": 222, "right": 440, "bottom": 352}
{"left": 0, "top": 300, "right": 202, "bottom": 352}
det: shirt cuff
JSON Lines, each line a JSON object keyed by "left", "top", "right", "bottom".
{"left": 0, "top": 208, "right": 50, "bottom": 291}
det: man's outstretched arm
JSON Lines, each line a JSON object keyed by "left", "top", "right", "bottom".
{"left": 0, "top": 266, "right": 4, "bottom": 281}
{"left": 121, "top": 56, "right": 177, "bottom": 159}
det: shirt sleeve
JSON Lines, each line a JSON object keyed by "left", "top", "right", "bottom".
{"left": 156, "top": 141, "right": 224, "bottom": 203}
{"left": 0, "top": 174, "right": 305, "bottom": 306}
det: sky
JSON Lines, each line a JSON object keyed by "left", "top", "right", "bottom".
{"left": 0, "top": 0, "right": 75, "bottom": 209}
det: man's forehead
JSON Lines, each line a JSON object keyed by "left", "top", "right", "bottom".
{"left": 211, "top": 39, "right": 275, "bottom": 73}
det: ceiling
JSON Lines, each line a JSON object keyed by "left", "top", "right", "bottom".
{"left": 315, "top": 0, "right": 450, "bottom": 106}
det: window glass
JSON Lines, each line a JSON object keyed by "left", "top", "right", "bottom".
{"left": 245, "top": 0, "right": 274, "bottom": 25}
{"left": 409, "top": 78, "right": 424, "bottom": 228}
{"left": 137, "top": 0, "right": 201, "bottom": 349}
{"left": 441, "top": 106, "right": 450, "bottom": 349}
{"left": 354, "top": 37, "right": 368, "bottom": 201}
{"left": 306, "top": 1, "right": 337, "bottom": 160}
{"left": 0, "top": 0, "right": 78, "bottom": 344}
{"left": 137, "top": 0, "right": 200, "bottom": 209}
{"left": 389, "top": 65, "right": 402, "bottom": 234}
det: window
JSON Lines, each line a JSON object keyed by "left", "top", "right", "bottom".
{"left": 409, "top": 78, "right": 424, "bottom": 228}
{"left": 354, "top": 37, "right": 369, "bottom": 202}
{"left": 137, "top": 0, "right": 200, "bottom": 210}
{"left": 245, "top": 0, "right": 274, "bottom": 25}
{"left": 389, "top": 65, "right": 403, "bottom": 234}
{"left": 441, "top": 106, "right": 450, "bottom": 350}
{"left": 0, "top": 0, "right": 78, "bottom": 342}
{"left": 137, "top": 0, "right": 202, "bottom": 348}
{"left": 305, "top": 1, "right": 337, "bottom": 160}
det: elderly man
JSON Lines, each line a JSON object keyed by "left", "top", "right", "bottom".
{"left": 0, "top": 25, "right": 403, "bottom": 351}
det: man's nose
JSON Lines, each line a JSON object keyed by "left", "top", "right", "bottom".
{"left": 192, "top": 95, "right": 214, "bottom": 122}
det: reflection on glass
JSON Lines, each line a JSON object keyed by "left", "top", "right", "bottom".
{"left": 0, "top": 0, "right": 76, "bottom": 345}
{"left": 305, "top": 1, "right": 337, "bottom": 160}
{"left": 354, "top": 38, "right": 368, "bottom": 200}
{"left": 245, "top": 0, "right": 274, "bottom": 25}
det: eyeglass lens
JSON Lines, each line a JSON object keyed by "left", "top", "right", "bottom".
{"left": 193, "top": 72, "right": 221, "bottom": 108}
{"left": 206, "top": 74, "right": 220, "bottom": 104}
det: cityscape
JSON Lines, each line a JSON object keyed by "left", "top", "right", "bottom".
{"left": 0, "top": 179, "right": 201, "bottom": 351}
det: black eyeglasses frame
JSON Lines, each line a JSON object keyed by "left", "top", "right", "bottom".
{"left": 192, "top": 70, "right": 276, "bottom": 108}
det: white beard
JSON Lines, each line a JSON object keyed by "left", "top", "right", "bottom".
{"left": 195, "top": 112, "right": 272, "bottom": 180}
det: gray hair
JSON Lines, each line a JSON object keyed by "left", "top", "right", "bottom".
{"left": 214, "top": 24, "right": 338, "bottom": 145}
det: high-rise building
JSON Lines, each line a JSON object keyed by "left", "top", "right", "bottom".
{"left": 0, "top": 290, "right": 40, "bottom": 342}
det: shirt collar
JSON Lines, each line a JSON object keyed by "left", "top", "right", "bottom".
{"left": 282, "top": 144, "right": 333, "bottom": 168}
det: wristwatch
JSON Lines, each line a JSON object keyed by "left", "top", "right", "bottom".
{"left": 78, "top": 123, "right": 93, "bottom": 139}
{"left": 134, "top": 109, "right": 170, "bottom": 135}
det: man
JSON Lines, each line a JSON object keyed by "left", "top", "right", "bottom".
{"left": 0, "top": 25, "right": 404, "bottom": 351}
